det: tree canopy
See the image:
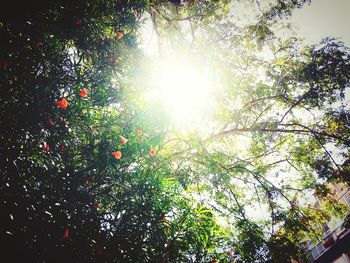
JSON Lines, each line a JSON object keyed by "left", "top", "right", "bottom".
{"left": 1, "top": 0, "right": 349, "bottom": 262}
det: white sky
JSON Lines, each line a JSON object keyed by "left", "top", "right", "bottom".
{"left": 290, "top": 0, "right": 350, "bottom": 46}
{"left": 290, "top": 0, "right": 350, "bottom": 165}
{"left": 137, "top": 0, "right": 350, "bottom": 225}
{"left": 140, "top": 0, "right": 350, "bottom": 52}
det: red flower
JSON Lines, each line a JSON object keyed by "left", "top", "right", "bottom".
{"left": 136, "top": 129, "right": 143, "bottom": 136}
{"left": 119, "top": 135, "right": 128, "bottom": 145}
{"left": 117, "top": 31, "right": 124, "bottom": 40}
{"left": 63, "top": 228, "right": 69, "bottom": 239}
{"left": 55, "top": 98, "right": 68, "bottom": 110}
{"left": 149, "top": 149, "right": 156, "bottom": 157}
{"left": 59, "top": 144, "right": 65, "bottom": 153}
{"left": 323, "top": 237, "right": 334, "bottom": 248}
{"left": 93, "top": 202, "right": 99, "bottom": 209}
{"left": 47, "top": 119, "right": 55, "bottom": 127}
{"left": 112, "top": 151, "right": 122, "bottom": 160}
{"left": 95, "top": 244, "right": 104, "bottom": 256}
{"left": 79, "top": 88, "right": 88, "bottom": 97}
{"left": 161, "top": 216, "right": 168, "bottom": 222}
{"left": 40, "top": 107, "right": 48, "bottom": 115}
{"left": 33, "top": 40, "right": 43, "bottom": 49}
{"left": 74, "top": 16, "right": 82, "bottom": 26}
{"left": 42, "top": 142, "right": 50, "bottom": 152}
{"left": 212, "top": 260, "right": 218, "bottom": 263}
{"left": 0, "top": 59, "right": 8, "bottom": 70}
{"left": 84, "top": 179, "right": 90, "bottom": 186}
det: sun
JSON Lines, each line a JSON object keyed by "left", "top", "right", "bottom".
{"left": 147, "top": 56, "right": 216, "bottom": 127}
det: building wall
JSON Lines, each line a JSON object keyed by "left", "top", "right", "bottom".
{"left": 308, "top": 182, "right": 350, "bottom": 263}
{"left": 333, "top": 253, "right": 350, "bottom": 263}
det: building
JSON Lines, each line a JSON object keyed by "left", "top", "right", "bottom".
{"left": 307, "top": 182, "right": 350, "bottom": 263}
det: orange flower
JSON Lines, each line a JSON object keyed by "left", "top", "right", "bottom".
{"left": 42, "top": 142, "right": 50, "bottom": 152}
{"left": 112, "top": 151, "right": 122, "bottom": 160}
{"left": 55, "top": 98, "right": 68, "bottom": 110}
{"left": 119, "top": 135, "right": 128, "bottom": 145}
{"left": 63, "top": 228, "right": 69, "bottom": 239}
{"left": 161, "top": 216, "right": 168, "bottom": 222}
{"left": 149, "top": 149, "right": 156, "bottom": 157}
{"left": 79, "top": 88, "right": 88, "bottom": 97}
{"left": 47, "top": 119, "right": 55, "bottom": 127}
{"left": 117, "top": 31, "right": 124, "bottom": 40}
{"left": 136, "top": 129, "right": 143, "bottom": 135}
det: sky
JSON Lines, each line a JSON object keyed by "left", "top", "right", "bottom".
{"left": 290, "top": 0, "right": 350, "bottom": 46}
{"left": 291, "top": 0, "right": 350, "bottom": 163}
{"left": 141, "top": 0, "right": 350, "bottom": 54}
{"left": 137, "top": 0, "right": 350, "bottom": 222}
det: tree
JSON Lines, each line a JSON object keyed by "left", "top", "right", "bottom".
{"left": 141, "top": 1, "right": 350, "bottom": 262}
{"left": 0, "top": 0, "right": 229, "bottom": 262}
{"left": 1, "top": 0, "right": 349, "bottom": 262}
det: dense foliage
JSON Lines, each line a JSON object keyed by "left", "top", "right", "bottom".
{"left": 1, "top": 0, "right": 349, "bottom": 262}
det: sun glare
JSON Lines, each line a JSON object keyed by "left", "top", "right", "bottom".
{"left": 147, "top": 57, "right": 215, "bottom": 127}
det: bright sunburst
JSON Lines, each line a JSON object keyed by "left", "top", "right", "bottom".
{"left": 147, "top": 56, "right": 216, "bottom": 127}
